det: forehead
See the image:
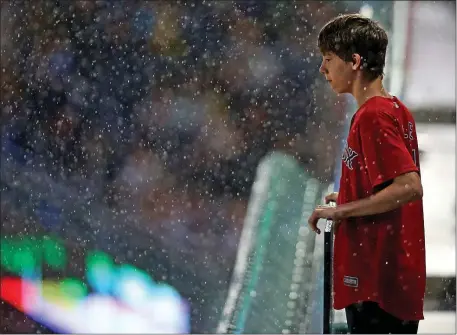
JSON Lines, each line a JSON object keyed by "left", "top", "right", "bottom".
{"left": 321, "top": 51, "right": 336, "bottom": 58}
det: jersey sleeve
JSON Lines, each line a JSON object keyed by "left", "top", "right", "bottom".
{"left": 358, "top": 109, "right": 418, "bottom": 189}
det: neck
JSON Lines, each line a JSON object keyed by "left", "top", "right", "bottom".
{"left": 351, "top": 76, "right": 391, "bottom": 107}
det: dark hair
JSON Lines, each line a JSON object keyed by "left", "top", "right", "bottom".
{"left": 318, "top": 14, "right": 388, "bottom": 81}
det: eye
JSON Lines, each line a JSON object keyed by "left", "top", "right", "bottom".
{"left": 325, "top": 58, "right": 331, "bottom": 62}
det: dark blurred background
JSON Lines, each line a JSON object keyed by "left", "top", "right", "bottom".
{"left": 1, "top": 1, "right": 348, "bottom": 332}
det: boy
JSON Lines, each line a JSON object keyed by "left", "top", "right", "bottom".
{"left": 308, "top": 14, "right": 426, "bottom": 334}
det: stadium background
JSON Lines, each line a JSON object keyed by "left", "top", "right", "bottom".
{"left": 1, "top": 0, "right": 455, "bottom": 333}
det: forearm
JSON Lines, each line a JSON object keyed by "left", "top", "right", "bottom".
{"left": 336, "top": 181, "right": 422, "bottom": 219}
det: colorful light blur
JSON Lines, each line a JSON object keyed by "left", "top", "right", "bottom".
{"left": 0, "top": 234, "right": 190, "bottom": 333}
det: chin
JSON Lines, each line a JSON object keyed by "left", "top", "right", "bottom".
{"left": 332, "top": 85, "right": 350, "bottom": 94}
{"left": 332, "top": 87, "right": 345, "bottom": 94}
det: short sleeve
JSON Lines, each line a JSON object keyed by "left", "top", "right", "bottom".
{"left": 358, "top": 109, "right": 418, "bottom": 189}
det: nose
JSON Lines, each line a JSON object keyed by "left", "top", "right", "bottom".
{"left": 319, "top": 61, "right": 327, "bottom": 75}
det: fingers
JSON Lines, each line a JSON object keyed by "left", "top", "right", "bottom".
{"left": 308, "top": 206, "right": 339, "bottom": 234}
{"left": 325, "top": 192, "right": 338, "bottom": 204}
{"left": 308, "top": 211, "right": 321, "bottom": 234}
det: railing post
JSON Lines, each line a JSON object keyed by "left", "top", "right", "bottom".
{"left": 323, "top": 203, "right": 335, "bottom": 334}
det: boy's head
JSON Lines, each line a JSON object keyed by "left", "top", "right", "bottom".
{"left": 317, "top": 14, "right": 388, "bottom": 94}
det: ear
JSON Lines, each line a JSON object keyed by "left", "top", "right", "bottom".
{"left": 351, "top": 53, "right": 362, "bottom": 71}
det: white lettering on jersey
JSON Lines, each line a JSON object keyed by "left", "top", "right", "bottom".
{"left": 404, "top": 121, "right": 414, "bottom": 140}
{"left": 342, "top": 145, "right": 358, "bottom": 170}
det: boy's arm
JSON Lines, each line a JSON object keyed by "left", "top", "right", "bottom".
{"left": 334, "top": 171, "right": 422, "bottom": 220}
{"left": 308, "top": 171, "right": 422, "bottom": 233}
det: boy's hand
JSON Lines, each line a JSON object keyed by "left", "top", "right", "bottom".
{"left": 325, "top": 192, "right": 339, "bottom": 204}
{"left": 308, "top": 205, "right": 339, "bottom": 234}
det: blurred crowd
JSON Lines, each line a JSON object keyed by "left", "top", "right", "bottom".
{"left": 1, "top": 0, "right": 348, "bottom": 332}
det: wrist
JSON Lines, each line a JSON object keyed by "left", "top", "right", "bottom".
{"left": 334, "top": 206, "right": 347, "bottom": 220}
{"left": 334, "top": 201, "right": 357, "bottom": 220}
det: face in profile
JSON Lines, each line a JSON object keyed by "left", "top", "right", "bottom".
{"left": 319, "top": 52, "right": 355, "bottom": 94}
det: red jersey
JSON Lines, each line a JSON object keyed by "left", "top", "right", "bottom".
{"left": 333, "top": 96, "right": 426, "bottom": 321}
